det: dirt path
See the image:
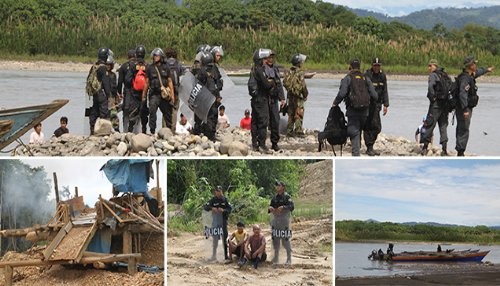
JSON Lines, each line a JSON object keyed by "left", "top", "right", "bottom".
{"left": 167, "top": 217, "right": 332, "bottom": 286}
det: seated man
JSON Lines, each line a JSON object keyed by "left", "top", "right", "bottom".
{"left": 241, "top": 224, "right": 267, "bottom": 269}
{"left": 175, "top": 113, "right": 192, "bottom": 135}
{"left": 239, "top": 109, "right": 251, "bottom": 130}
{"left": 53, "top": 116, "right": 69, "bottom": 137}
{"left": 228, "top": 221, "right": 248, "bottom": 262}
{"left": 217, "top": 105, "right": 230, "bottom": 130}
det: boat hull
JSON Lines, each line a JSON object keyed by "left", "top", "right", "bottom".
{"left": 392, "top": 250, "right": 490, "bottom": 262}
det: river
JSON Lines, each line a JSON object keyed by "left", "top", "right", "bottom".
{"left": 1, "top": 70, "right": 499, "bottom": 155}
{"left": 336, "top": 242, "right": 500, "bottom": 278}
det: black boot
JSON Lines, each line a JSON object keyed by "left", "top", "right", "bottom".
{"left": 366, "top": 145, "right": 377, "bottom": 156}
{"left": 441, "top": 145, "right": 449, "bottom": 156}
{"left": 420, "top": 143, "right": 428, "bottom": 156}
{"left": 457, "top": 150, "right": 465, "bottom": 157}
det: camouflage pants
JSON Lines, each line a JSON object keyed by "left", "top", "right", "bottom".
{"left": 287, "top": 96, "right": 305, "bottom": 135}
{"left": 108, "top": 96, "right": 120, "bottom": 132}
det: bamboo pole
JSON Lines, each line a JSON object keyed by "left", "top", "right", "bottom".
{"left": 102, "top": 199, "right": 163, "bottom": 233}
{"left": 53, "top": 172, "right": 60, "bottom": 205}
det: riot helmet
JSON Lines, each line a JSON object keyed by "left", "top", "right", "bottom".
{"left": 257, "top": 48, "right": 274, "bottom": 60}
{"left": 291, "top": 53, "right": 307, "bottom": 66}
{"left": 97, "top": 47, "right": 109, "bottom": 62}
{"left": 105, "top": 49, "right": 115, "bottom": 64}
{"left": 151, "top": 47, "right": 165, "bottom": 58}
{"left": 211, "top": 46, "right": 224, "bottom": 57}
{"left": 200, "top": 51, "right": 214, "bottom": 66}
{"left": 196, "top": 44, "right": 211, "bottom": 54}
{"left": 135, "top": 45, "right": 146, "bottom": 59}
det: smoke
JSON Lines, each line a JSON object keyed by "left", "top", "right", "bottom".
{"left": 0, "top": 160, "right": 55, "bottom": 230}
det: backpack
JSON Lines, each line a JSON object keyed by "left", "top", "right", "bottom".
{"left": 434, "top": 69, "right": 455, "bottom": 101}
{"left": 85, "top": 64, "right": 102, "bottom": 96}
{"left": 348, "top": 71, "right": 370, "bottom": 109}
{"left": 132, "top": 65, "right": 147, "bottom": 92}
{"left": 165, "top": 58, "right": 181, "bottom": 89}
{"left": 318, "top": 105, "right": 348, "bottom": 156}
{"left": 283, "top": 68, "right": 303, "bottom": 97}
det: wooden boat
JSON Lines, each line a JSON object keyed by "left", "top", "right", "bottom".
{"left": 391, "top": 249, "right": 490, "bottom": 262}
{"left": 369, "top": 248, "right": 489, "bottom": 263}
{"left": 0, "top": 99, "right": 68, "bottom": 150}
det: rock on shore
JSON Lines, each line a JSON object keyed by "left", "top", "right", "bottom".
{"left": 12, "top": 122, "right": 463, "bottom": 157}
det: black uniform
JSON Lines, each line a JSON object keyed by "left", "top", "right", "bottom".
{"left": 89, "top": 63, "right": 111, "bottom": 134}
{"left": 193, "top": 64, "right": 222, "bottom": 141}
{"left": 117, "top": 59, "right": 135, "bottom": 132}
{"left": 363, "top": 69, "right": 389, "bottom": 149}
{"left": 248, "top": 63, "right": 285, "bottom": 149}
{"left": 126, "top": 58, "right": 147, "bottom": 133}
{"left": 164, "top": 57, "right": 183, "bottom": 132}
{"left": 422, "top": 69, "right": 449, "bottom": 152}
{"left": 204, "top": 195, "right": 232, "bottom": 259}
{"left": 455, "top": 68, "right": 487, "bottom": 155}
{"left": 269, "top": 192, "right": 295, "bottom": 211}
{"left": 333, "top": 70, "right": 378, "bottom": 156}
{"left": 145, "top": 63, "right": 172, "bottom": 134}
{"left": 269, "top": 191, "right": 294, "bottom": 264}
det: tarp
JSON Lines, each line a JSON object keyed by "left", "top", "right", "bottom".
{"left": 86, "top": 228, "right": 112, "bottom": 253}
{"left": 100, "top": 159, "right": 153, "bottom": 198}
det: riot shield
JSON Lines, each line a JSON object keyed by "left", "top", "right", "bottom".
{"left": 270, "top": 209, "right": 292, "bottom": 264}
{"left": 178, "top": 71, "right": 216, "bottom": 123}
{"left": 202, "top": 210, "right": 224, "bottom": 261}
{"left": 219, "top": 68, "right": 235, "bottom": 92}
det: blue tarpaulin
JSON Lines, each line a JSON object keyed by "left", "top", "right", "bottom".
{"left": 86, "top": 228, "right": 112, "bottom": 253}
{"left": 100, "top": 159, "right": 153, "bottom": 198}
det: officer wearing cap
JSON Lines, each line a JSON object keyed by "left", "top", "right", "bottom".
{"left": 455, "top": 56, "right": 494, "bottom": 156}
{"left": 204, "top": 185, "right": 232, "bottom": 260}
{"left": 421, "top": 59, "right": 452, "bottom": 156}
{"left": 268, "top": 181, "right": 294, "bottom": 266}
{"left": 363, "top": 57, "right": 389, "bottom": 156}
{"left": 333, "top": 59, "right": 378, "bottom": 156}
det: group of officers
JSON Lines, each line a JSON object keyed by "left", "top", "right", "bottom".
{"left": 88, "top": 45, "right": 493, "bottom": 156}
{"left": 203, "top": 181, "right": 294, "bottom": 268}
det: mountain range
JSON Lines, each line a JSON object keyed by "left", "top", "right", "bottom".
{"left": 351, "top": 6, "right": 500, "bottom": 30}
{"left": 365, "top": 219, "right": 500, "bottom": 230}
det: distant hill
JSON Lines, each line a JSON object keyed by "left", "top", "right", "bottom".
{"left": 352, "top": 6, "right": 500, "bottom": 30}
{"left": 366, "top": 219, "right": 500, "bottom": 229}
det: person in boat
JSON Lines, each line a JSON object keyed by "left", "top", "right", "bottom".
{"left": 377, "top": 248, "right": 384, "bottom": 260}
{"left": 29, "top": 122, "right": 44, "bottom": 144}
{"left": 437, "top": 244, "right": 442, "bottom": 252}
{"left": 53, "top": 116, "right": 69, "bottom": 137}
{"left": 387, "top": 243, "right": 394, "bottom": 256}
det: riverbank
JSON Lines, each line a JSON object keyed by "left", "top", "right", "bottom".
{"left": 1, "top": 60, "right": 499, "bottom": 82}
{"left": 10, "top": 122, "right": 470, "bottom": 157}
{"left": 336, "top": 263, "right": 500, "bottom": 285}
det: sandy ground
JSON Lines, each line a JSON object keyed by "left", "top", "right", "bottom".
{"left": 336, "top": 263, "right": 500, "bottom": 285}
{"left": 1, "top": 60, "right": 499, "bottom": 82}
{"left": 167, "top": 217, "right": 333, "bottom": 286}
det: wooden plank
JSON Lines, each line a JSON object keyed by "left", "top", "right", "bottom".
{"left": 75, "top": 221, "right": 98, "bottom": 263}
{"left": 104, "top": 199, "right": 163, "bottom": 232}
{"left": 100, "top": 199, "right": 124, "bottom": 223}
{"left": 49, "top": 221, "right": 97, "bottom": 262}
{"left": 43, "top": 221, "right": 72, "bottom": 260}
{"left": 4, "top": 265, "right": 13, "bottom": 286}
{"left": 0, "top": 253, "right": 142, "bottom": 268}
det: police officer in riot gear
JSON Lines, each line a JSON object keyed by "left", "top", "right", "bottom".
{"left": 268, "top": 181, "right": 294, "bottom": 266}
{"left": 247, "top": 48, "right": 285, "bottom": 153}
{"left": 363, "top": 57, "right": 389, "bottom": 156}
{"left": 89, "top": 47, "right": 113, "bottom": 135}
{"left": 125, "top": 45, "right": 148, "bottom": 133}
{"left": 455, "top": 56, "right": 493, "bottom": 156}
{"left": 333, "top": 59, "right": 378, "bottom": 156}
{"left": 203, "top": 185, "right": 232, "bottom": 261}
{"left": 117, "top": 49, "right": 136, "bottom": 132}
{"left": 164, "top": 48, "right": 184, "bottom": 132}
{"left": 143, "top": 48, "right": 174, "bottom": 134}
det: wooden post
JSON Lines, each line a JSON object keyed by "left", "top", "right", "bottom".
{"left": 123, "top": 230, "right": 136, "bottom": 274}
{"left": 155, "top": 160, "right": 162, "bottom": 205}
{"left": 53, "top": 172, "right": 59, "bottom": 204}
{"left": 74, "top": 186, "right": 79, "bottom": 198}
{"left": 4, "top": 265, "right": 13, "bottom": 286}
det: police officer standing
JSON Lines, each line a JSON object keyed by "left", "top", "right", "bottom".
{"left": 89, "top": 47, "right": 113, "bottom": 135}
{"left": 117, "top": 49, "right": 136, "bottom": 132}
{"left": 127, "top": 45, "right": 147, "bottom": 133}
{"left": 455, "top": 56, "right": 493, "bottom": 156}
{"left": 164, "top": 48, "right": 184, "bottom": 132}
{"left": 248, "top": 49, "right": 285, "bottom": 153}
{"left": 284, "top": 53, "right": 309, "bottom": 137}
{"left": 421, "top": 59, "right": 451, "bottom": 156}
{"left": 268, "top": 181, "right": 294, "bottom": 266}
{"left": 333, "top": 59, "right": 378, "bottom": 156}
{"left": 363, "top": 58, "right": 389, "bottom": 156}
{"left": 143, "top": 48, "right": 174, "bottom": 134}
{"left": 203, "top": 185, "right": 232, "bottom": 261}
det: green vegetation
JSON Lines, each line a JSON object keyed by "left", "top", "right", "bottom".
{"left": 336, "top": 220, "right": 500, "bottom": 244}
{"left": 1, "top": 0, "right": 499, "bottom": 73}
{"left": 167, "top": 160, "right": 330, "bottom": 234}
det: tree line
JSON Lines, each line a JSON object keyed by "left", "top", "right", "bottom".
{"left": 1, "top": 0, "right": 499, "bottom": 72}
{"left": 336, "top": 220, "right": 500, "bottom": 244}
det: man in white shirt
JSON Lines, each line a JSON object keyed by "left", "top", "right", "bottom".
{"left": 217, "top": 105, "right": 230, "bottom": 130}
{"left": 175, "top": 113, "right": 192, "bottom": 135}
{"left": 29, "top": 123, "right": 45, "bottom": 144}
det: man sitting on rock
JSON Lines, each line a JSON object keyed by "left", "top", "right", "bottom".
{"left": 175, "top": 113, "right": 192, "bottom": 135}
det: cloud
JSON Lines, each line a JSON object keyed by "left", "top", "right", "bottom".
{"left": 336, "top": 159, "right": 500, "bottom": 226}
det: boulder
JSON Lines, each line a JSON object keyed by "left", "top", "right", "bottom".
{"left": 228, "top": 141, "right": 249, "bottom": 156}
{"left": 94, "top": 119, "right": 113, "bottom": 136}
{"left": 131, "top": 133, "right": 153, "bottom": 152}
{"left": 158, "top": 128, "right": 173, "bottom": 140}
{"left": 116, "top": 142, "right": 128, "bottom": 156}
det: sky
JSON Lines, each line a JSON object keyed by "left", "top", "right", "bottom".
{"left": 335, "top": 159, "right": 500, "bottom": 226}
{"left": 19, "top": 158, "right": 166, "bottom": 206}
{"left": 325, "top": 1, "right": 499, "bottom": 17}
